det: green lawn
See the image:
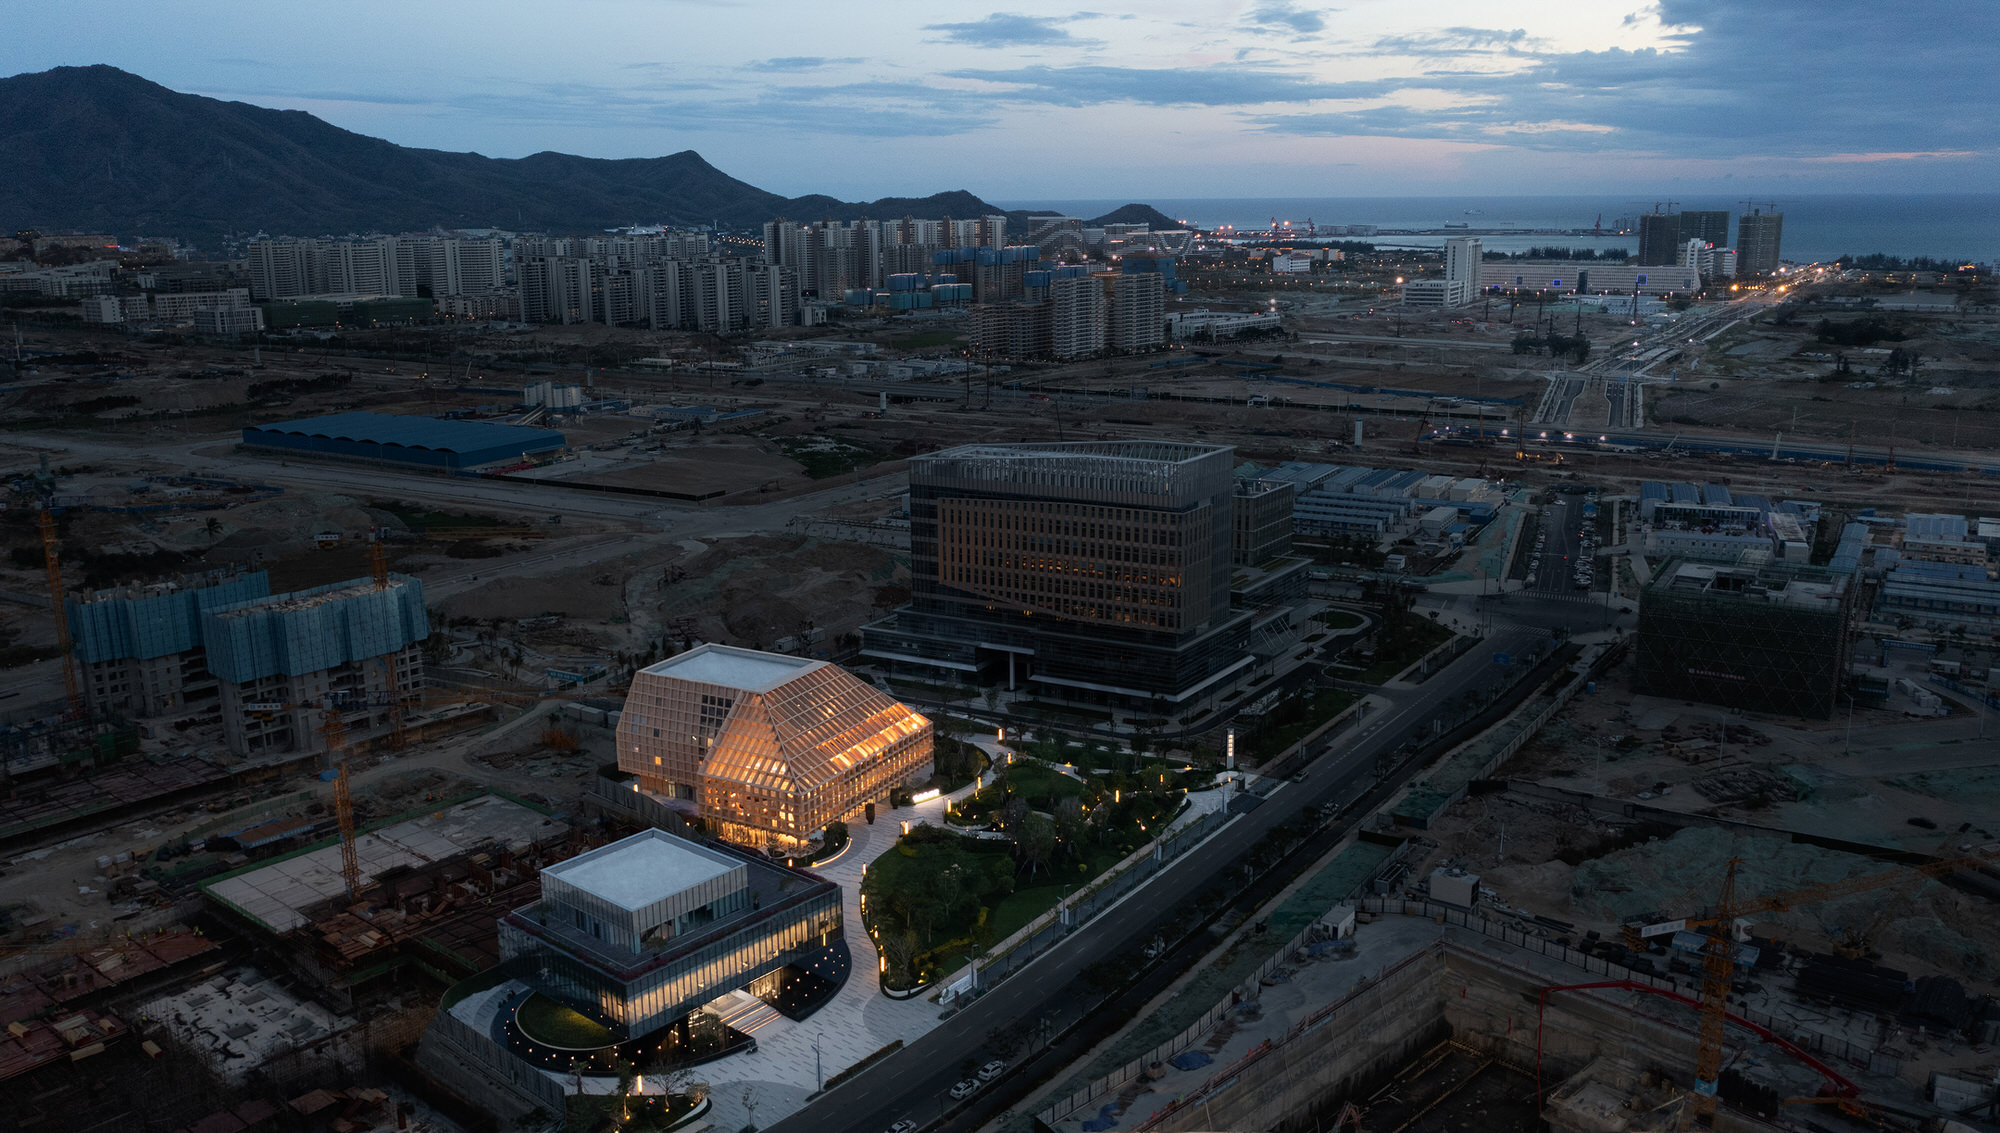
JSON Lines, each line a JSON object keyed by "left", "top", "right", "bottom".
{"left": 516, "top": 993, "right": 618, "bottom": 1050}
{"left": 1350, "top": 617, "right": 1455, "bottom": 684}
{"left": 778, "top": 434, "right": 882, "bottom": 478}
{"left": 1314, "top": 608, "right": 1366, "bottom": 630}
{"left": 1239, "top": 687, "right": 1359, "bottom": 763}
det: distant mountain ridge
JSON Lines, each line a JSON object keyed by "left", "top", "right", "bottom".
{"left": 0, "top": 66, "right": 1173, "bottom": 248}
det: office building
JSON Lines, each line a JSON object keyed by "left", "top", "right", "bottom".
{"left": 497, "top": 828, "right": 842, "bottom": 1040}
{"left": 1479, "top": 262, "right": 1700, "bottom": 296}
{"left": 1405, "top": 236, "right": 1481, "bottom": 307}
{"left": 862, "top": 442, "right": 1263, "bottom": 707}
{"left": 1636, "top": 559, "right": 1854, "bottom": 719}
{"left": 1737, "top": 209, "right": 1785, "bottom": 275}
{"left": 616, "top": 645, "right": 933, "bottom": 849}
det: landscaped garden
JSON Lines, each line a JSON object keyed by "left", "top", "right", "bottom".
{"left": 861, "top": 753, "right": 1200, "bottom": 988}
{"left": 516, "top": 993, "right": 618, "bottom": 1050}
{"left": 1234, "top": 685, "right": 1360, "bottom": 764}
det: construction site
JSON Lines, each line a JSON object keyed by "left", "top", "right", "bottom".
{"left": 1, "top": 261, "right": 1998, "bottom": 1133}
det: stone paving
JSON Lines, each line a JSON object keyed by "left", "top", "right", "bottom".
{"left": 480, "top": 734, "right": 1252, "bottom": 1133}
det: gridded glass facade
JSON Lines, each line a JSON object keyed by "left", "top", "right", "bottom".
{"left": 1636, "top": 559, "right": 1854, "bottom": 719}
{"left": 499, "top": 833, "right": 841, "bottom": 1039}
{"left": 864, "top": 442, "right": 1258, "bottom": 704}
{"left": 936, "top": 496, "right": 1204, "bottom": 630}
{"left": 617, "top": 646, "right": 933, "bottom": 846}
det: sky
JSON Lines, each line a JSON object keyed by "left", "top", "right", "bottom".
{"left": 8, "top": 0, "right": 1998, "bottom": 201}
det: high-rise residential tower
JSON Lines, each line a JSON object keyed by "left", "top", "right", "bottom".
{"left": 1737, "top": 209, "right": 1784, "bottom": 275}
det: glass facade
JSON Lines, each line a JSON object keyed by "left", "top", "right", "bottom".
{"left": 617, "top": 646, "right": 933, "bottom": 846}
{"left": 500, "top": 857, "right": 840, "bottom": 1039}
{"left": 1636, "top": 559, "right": 1854, "bottom": 719}
{"left": 864, "top": 442, "right": 1260, "bottom": 704}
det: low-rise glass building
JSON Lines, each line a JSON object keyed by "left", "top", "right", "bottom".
{"left": 497, "top": 829, "right": 841, "bottom": 1040}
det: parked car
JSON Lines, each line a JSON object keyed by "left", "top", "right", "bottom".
{"left": 979, "top": 1060, "right": 1006, "bottom": 1082}
{"left": 950, "top": 1079, "right": 979, "bottom": 1100}
{"left": 887, "top": 1121, "right": 917, "bottom": 1133}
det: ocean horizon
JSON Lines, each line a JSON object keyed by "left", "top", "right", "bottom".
{"left": 993, "top": 193, "right": 2000, "bottom": 264}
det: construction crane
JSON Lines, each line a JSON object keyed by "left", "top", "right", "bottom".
{"left": 358, "top": 538, "right": 413, "bottom": 752}
{"left": 1623, "top": 845, "right": 2000, "bottom": 1129}
{"left": 243, "top": 677, "right": 615, "bottom": 903}
{"left": 37, "top": 508, "right": 83, "bottom": 717}
{"left": 241, "top": 694, "right": 374, "bottom": 901}
{"left": 322, "top": 707, "right": 363, "bottom": 903}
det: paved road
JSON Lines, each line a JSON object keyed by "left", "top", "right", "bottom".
{"left": 764, "top": 624, "right": 1545, "bottom": 1133}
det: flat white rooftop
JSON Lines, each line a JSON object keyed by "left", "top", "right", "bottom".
{"left": 544, "top": 829, "right": 742, "bottom": 911}
{"left": 641, "top": 643, "right": 821, "bottom": 692}
{"left": 202, "top": 794, "right": 560, "bottom": 933}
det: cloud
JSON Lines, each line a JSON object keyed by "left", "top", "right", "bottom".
{"left": 1800, "top": 150, "right": 1980, "bottom": 164}
{"left": 949, "top": 64, "right": 1390, "bottom": 107}
{"left": 955, "top": 1, "right": 2000, "bottom": 161}
{"left": 744, "top": 56, "right": 863, "bottom": 73}
{"left": 923, "top": 13, "right": 1095, "bottom": 48}
{"left": 1244, "top": 3, "right": 1329, "bottom": 35}
{"left": 1372, "top": 27, "right": 1531, "bottom": 55}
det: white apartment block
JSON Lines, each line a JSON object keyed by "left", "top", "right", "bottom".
{"left": 1103, "top": 271, "right": 1165, "bottom": 353}
{"left": 246, "top": 236, "right": 507, "bottom": 300}
{"left": 1050, "top": 274, "right": 1107, "bottom": 360}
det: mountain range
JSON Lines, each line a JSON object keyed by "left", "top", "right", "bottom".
{"left": 0, "top": 66, "right": 1177, "bottom": 248}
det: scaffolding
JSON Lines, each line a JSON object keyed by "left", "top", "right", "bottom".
{"left": 1634, "top": 559, "right": 1856, "bottom": 719}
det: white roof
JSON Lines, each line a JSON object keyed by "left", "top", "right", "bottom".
{"left": 641, "top": 643, "right": 822, "bottom": 692}
{"left": 544, "top": 830, "right": 739, "bottom": 911}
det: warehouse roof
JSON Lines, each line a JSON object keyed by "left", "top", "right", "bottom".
{"left": 245, "top": 411, "right": 565, "bottom": 455}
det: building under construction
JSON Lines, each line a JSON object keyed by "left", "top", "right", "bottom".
{"left": 1635, "top": 559, "right": 1856, "bottom": 719}
{"left": 67, "top": 569, "right": 428, "bottom": 756}
{"left": 198, "top": 792, "right": 579, "bottom": 1007}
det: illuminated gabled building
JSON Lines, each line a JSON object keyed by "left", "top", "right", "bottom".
{"left": 615, "top": 645, "right": 933, "bottom": 848}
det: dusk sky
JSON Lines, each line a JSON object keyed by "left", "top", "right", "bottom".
{"left": 9, "top": 0, "right": 1997, "bottom": 200}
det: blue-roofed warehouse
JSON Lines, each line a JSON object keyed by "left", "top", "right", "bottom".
{"left": 242, "top": 411, "right": 566, "bottom": 471}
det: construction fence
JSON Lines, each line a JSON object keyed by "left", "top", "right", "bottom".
{"left": 1035, "top": 844, "right": 1388, "bottom": 1126}
{"left": 1359, "top": 897, "right": 1905, "bottom": 1081}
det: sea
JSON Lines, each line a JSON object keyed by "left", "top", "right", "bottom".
{"left": 992, "top": 193, "right": 2000, "bottom": 264}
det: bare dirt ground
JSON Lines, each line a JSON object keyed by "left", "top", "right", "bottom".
{"left": 1410, "top": 649, "right": 2000, "bottom": 994}
{"left": 582, "top": 435, "right": 806, "bottom": 496}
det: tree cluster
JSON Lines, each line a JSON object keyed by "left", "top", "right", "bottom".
{"left": 1511, "top": 332, "right": 1591, "bottom": 362}
{"left": 1814, "top": 317, "right": 1908, "bottom": 347}
{"left": 1485, "top": 247, "right": 1628, "bottom": 261}
{"left": 1835, "top": 252, "right": 1971, "bottom": 272}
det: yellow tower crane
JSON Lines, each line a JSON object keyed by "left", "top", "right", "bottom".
{"left": 1624, "top": 845, "right": 2000, "bottom": 1130}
